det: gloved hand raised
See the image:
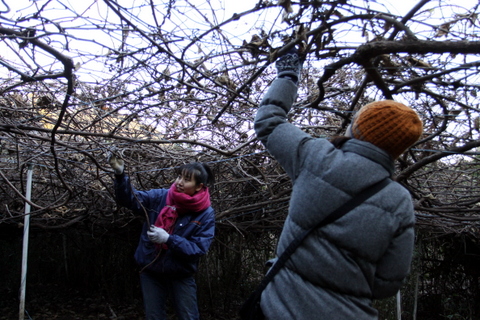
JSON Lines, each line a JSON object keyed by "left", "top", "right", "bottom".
{"left": 108, "top": 153, "right": 124, "bottom": 175}
{"left": 275, "top": 46, "right": 303, "bottom": 84}
{"left": 147, "top": 225, "right": 170, "bottom": 244}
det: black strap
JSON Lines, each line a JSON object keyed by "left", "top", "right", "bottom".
{"left": 252, "top": 178, "right": 391, "bottom": 298}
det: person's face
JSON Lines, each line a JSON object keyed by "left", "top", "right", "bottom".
{"left": 346, "top": 113, "right": 358, "bottom": 138}
{"left": 345, "top": 123, "right": 352, "bottom": 137}
{"left": 174, "top": 171, "right": 203, "bottom": 196}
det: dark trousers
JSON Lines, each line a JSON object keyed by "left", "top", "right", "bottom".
{"left": 140, "top": 271, "right": 199, "bottom": 320}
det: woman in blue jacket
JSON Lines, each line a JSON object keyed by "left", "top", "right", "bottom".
{"left": 109, "top": 156, "right": 215, "bottom": 320}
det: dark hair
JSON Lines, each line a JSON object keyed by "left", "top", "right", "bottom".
{"left": 176, "top": 162, "right": 215, "bottom": 188}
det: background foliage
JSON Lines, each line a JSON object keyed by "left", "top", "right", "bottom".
{"left": 1, "top": 0, "right": 480, "bottom": 318}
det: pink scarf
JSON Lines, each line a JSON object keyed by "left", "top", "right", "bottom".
{"left": 153, "top": 183, "right": 211, "bottom": 250}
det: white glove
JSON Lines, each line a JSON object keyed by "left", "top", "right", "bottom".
{"left": 108, "top": 154, "right": 124, "bottom": 175}
{"left": 147, "top": 225, "right": 170, "bottom": 244}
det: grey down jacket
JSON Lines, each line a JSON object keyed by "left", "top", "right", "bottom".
{"left": 254, "top": 78, "right": 415, "bottom": 320}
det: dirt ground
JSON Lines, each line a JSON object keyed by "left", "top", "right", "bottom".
{"left": 1, "top": 296, "right": 144, "bottom": 320}
{"left": 1, "top": 293, "right": 224, "bottom": 320}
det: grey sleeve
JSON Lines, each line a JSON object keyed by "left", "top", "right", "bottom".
{"left": 254, "top": 78, "right": 297, "bottom": 145}
{"left": 372, "top": 224, "right": 415, "bottom": 299}
{"left": 254, "top": 78, "right": 312, "bottom": 180}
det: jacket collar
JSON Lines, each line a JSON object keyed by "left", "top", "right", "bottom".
{"left": 341, "top": 139, "right": 394, "bottom": 175}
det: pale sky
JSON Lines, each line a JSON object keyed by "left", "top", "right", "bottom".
{"left": 0, "top": 0, "right": 478, "bottom": 84}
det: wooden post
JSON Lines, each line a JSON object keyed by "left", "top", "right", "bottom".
{"left": 19, "top": 164, "right": 33, "bottom": 320}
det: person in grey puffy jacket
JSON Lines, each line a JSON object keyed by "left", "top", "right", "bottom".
{"left": 254, "top": 50, "right": 423, "bottom": 319}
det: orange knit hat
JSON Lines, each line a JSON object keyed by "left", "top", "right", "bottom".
{"left": 351, "top": 100, "right": 423, "bottom": 159}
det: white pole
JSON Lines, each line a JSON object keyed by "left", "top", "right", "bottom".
{"left": 413, "top": 273, "right": 419, "bottom": 320}
{"left": 19, "top": 164, "right": 33, "bottom": 320}
{"left": 396, "top": 290, "right": 402, "bottom": 320}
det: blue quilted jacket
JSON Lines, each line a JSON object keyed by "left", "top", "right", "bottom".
{"left": 114, "top": 174, "right": 215, "bottom": 277}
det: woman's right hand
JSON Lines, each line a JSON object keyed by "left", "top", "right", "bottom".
{"left": 275, "top": 46, "right": 303, "bottom": 83}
